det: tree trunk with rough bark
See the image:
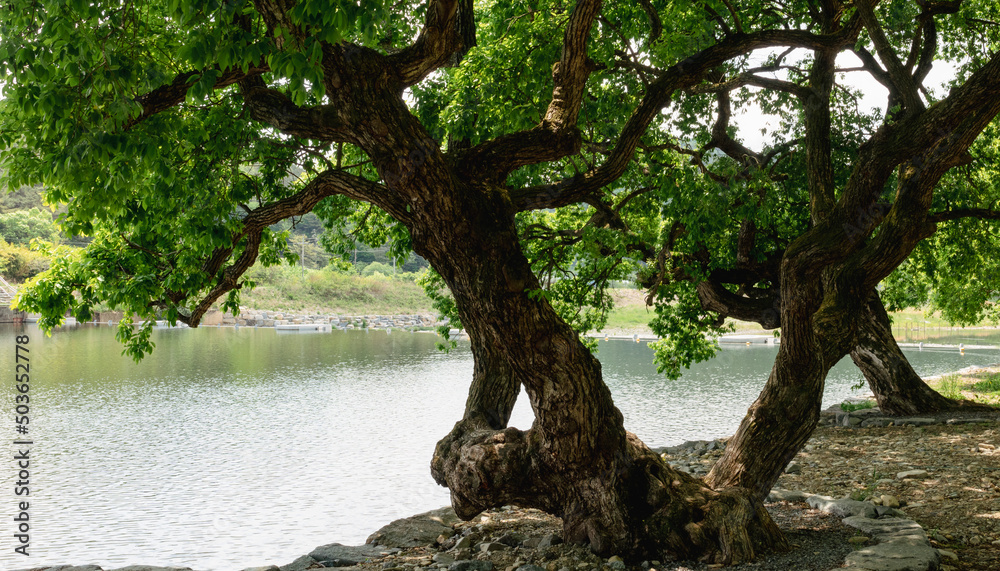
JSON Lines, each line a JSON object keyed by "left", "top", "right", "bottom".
{"left": 419, "top": 184, "right": 786, "bottom": 563}
{"left": 851, "top": 293, "right": 995, "bottom": 415}
{"left": 851, "top": 293, "right": 956, "bottom": 414}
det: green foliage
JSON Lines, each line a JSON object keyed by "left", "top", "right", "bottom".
{"left": 648, "top": 287, "right": 733, "bottom": 379}
{"left": 0, "top": 208, "right": 61, "bottom": 245}
{"left": 417, "top": 268, "right": 459, "bottom": 351}
{"left": 361, "top": 261, "right": 393, "bottom": 277}
{"left": 973, "top": 373, "right": 1000, "bottom": 394}
{"left": 0, "top": 240, "right": 50, "bottom": 281}
{"left": 934, "top": 374, "right": 965, "bottom": 400}
{"left": 839, "top": 400, "right": 875, "bottom": 412}
{"left": 0, "top": 184, "right": 46, "bottom": 213}
{"left": 242, "top": 264, "right": 431, "bottom": 314}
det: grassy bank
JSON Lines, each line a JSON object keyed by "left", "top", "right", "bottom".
{"left": 240, "top": 264, "right": 434, "bottom": 315}
{"left": 927, "top": 367, "right": 1000, "bottom": 406}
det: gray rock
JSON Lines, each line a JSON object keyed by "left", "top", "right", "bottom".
{"left": 946, "top": 418, "right": 991, "bottom": 425}
{"left": 806, "top": 495, "right": 878, "bottom": 518}
{"left": 449, "top": 561, "right": 494, "bottom": 571}
{"left": 452, "top": 535, "right": 475, "bottom": 551}
{"left": 875, "top": 505, "right": 906, "bottom": 517}
{"left": 536, "top": 533, "right": 563, "bottom": 549}
{"left": 842, "top": 516, "right": 931, "bottom": 544}
{"left": 523, "top": 533, "right": 563, "bottom": 549}
{"left": 937, "top": 549, "right": 958, "bottom": 561}
{"left": 433, "top": 553, "right": 456, "bottom": 566}
{"left": 897, "top": 417, "right": 936, "bottom": 427}
{"left": 280, "top": 555, "right": 320, "bottom": 571}
{"left": 785, "top": 462, "right": 803, "bottom": 474}
{"left": 479, "top": 542, "right": 510, "bottom": 553}
{"left": 309, "top": 543, "right": 381, "bottom": 567}
{"left": 844, "top": 540, "right": 940, "bottom": 571}
{"left": 881, "top": 494, "right": 901, "bottom": 509}
{"left": 497, "top": 532, "right": 522, "bottom": 547}
{"left": 108, "top": 568, "right": 195, "bottom": 571}
{"left": 843, "top": 415, "right": 863, "bottom": 427}
{"left": 896, "top": 469, "right": 930, "bottom": 480}
{"left": 367, "top": 507, "right": 460, "bottom": 548}
{"left": 861, "top": 418, "right": 896, "bottom": 428}
{"left": 240, "top": 567, "right": 281, "bottom": 571}
{"left": 516, "top": 566, "right": 546, "bottom": 571}
{"left": 767, "top": 488, "right": 810, "bottom": 503}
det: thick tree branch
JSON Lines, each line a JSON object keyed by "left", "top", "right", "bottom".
{"left": 929, "top": 208, "right": 1000, "bottom": 223}
{"left": 839, "top": 49, "right": 1000, "bottom": 222}
{"left": 510, "top": 26, "right": 863, "bottom": 211}
{"left": 238, "top": 75, "right": 357, "bottom": 143}
{"left": 696, "top": 280, "right": 781, "bottom": 329}
{"left": 707, "top": 88, "right": 763, "bottom": 166}
{"left": 856, "top": 0, "right": 925, "bottom": 115}
{"left": 122, "top": 65, "right": 268, "bottom": 131}
{"left": 637, "top": 0, "right": 663, "bottom": 44}
{"left": 456, "top": 0, "right": 603, "bottom": 180}
{"left": 689, "top": 72, "right": 811, "bottom": 100}
{"left": 181, "top": 169, "right": 402, "bottom": 326}
{"left": 388, "top": 0, "right": 464, "bottom": 86}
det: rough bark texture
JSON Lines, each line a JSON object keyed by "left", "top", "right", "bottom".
{"left": 851, "top": 293, "right": 956, "bottom": 414}
{"left": 419, "top": 182, "right": 786, "bottom": 563}
{"left": 851, "top": 293, "right": 995, "bottom": 415}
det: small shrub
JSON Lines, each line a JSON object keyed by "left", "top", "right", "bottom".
{"left": 973, "top": 373, "right": 1000, "bottom": 393}
{"left": 840, "top": 400, "right": 876, "bottom": 412}
{"left": 935, "top": 374, "right": 965, "bottom": 400}
{"left": 361, "top": 261, "right": 394, "bottom": 277}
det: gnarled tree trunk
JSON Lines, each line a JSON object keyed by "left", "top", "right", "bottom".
{"left": 851, "top": 292, "right": 956, "bottom": 414}
{"left": 418, "top": 183, "right": 786, "bottom": 563}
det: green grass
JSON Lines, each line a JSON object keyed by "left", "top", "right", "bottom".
{"left": 929, "top": 371, "right": 1000, "bottom": 406}
{"left": 934, "top": 374, "right": 966, "bottom": 400}
{"left": 840, "top": 400, "right": 876, "bottom": 412}
{"left": 603, "top": 304, "right": 656, "bottom": 331}
{"left": 972, "top": 372, "right": 1000, "bottom": 394}
{"left": 240, "top": 264, "right": 435, "bottom": 315}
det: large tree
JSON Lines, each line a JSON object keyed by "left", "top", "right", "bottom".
{"left": 3, "top": 0, "right": 1000, "bottom": 563}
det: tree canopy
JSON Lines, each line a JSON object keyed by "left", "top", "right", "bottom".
{"left": 3, "top": 0, "right": 1000, "bottom": 562}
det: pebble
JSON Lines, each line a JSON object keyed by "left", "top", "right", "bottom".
{"left": 938, "top": 549, "right": 959, "bottom": 561}
{"left": 880, "top": 494, "right": 901, "bottom": 508}
{"left": 896, "top": 469, "right": 930, "bottom": 480}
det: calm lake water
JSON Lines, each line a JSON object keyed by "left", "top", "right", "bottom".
{"left": 1, "top": 323, "right": 997, "bottom": 570}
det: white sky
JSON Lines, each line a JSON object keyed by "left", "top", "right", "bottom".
{"left": 732, "top": 48, "right": 960, "bottom": 150}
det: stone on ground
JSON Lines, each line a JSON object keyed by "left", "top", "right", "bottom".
{"left": 367, "top": 507, "right": 461, "bottom": 548}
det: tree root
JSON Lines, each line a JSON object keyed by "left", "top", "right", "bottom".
{"left": 432, "top": 421, "right": 788, "bottom": 564}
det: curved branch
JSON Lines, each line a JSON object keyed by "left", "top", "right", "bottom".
{"left": 928, "top": 208, "right": 1000, "bottom": 224}
{"left": 456, "top": 0, "right": 603, "bottom": 180}
{"left": 123, "top": 65, "right": 268, "bottom": 132}
{"left": 856, "top": 0, "right": 925, "bottom": 114}
{"left": 182, "top": 169, "right": 402, "bottom": 326}
{"left": 510, "top": 26, "right": 863, "bottom": 211}
{"left": 388, "top": 0, "right": 464, "bottom": 86}
{"left": 696, "top": 280, "right": 781, "bottom": 329}
{"left": 238, "top": 76, "right": 356, "bottom": 142}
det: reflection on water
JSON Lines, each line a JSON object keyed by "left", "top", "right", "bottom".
{"left": 893, "top": 324, "right": 1000, "bottom": 345}
{"left": 0, "top": 324, "right": 996, "bottom": 570}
